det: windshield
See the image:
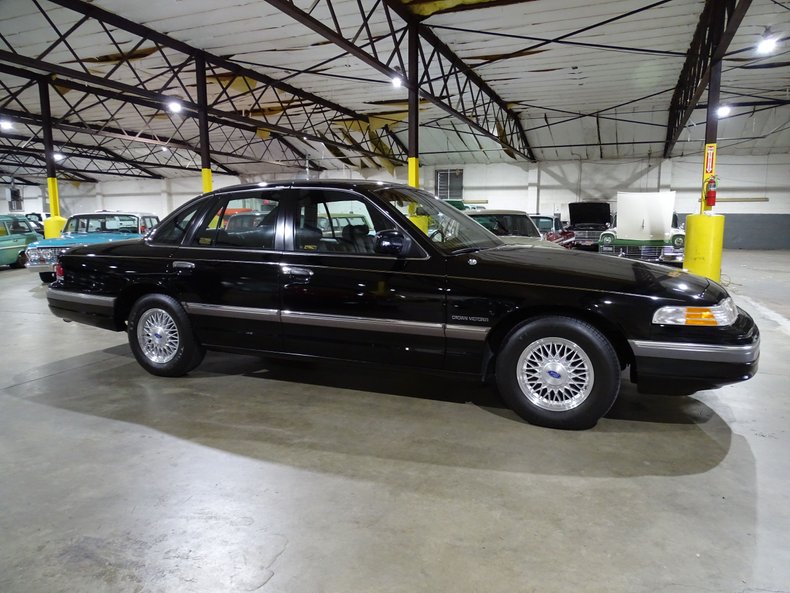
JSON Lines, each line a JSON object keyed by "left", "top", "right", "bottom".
{"left": 469, "top": 213, "right": 541, "bottom": 238}
{"left": 372, "top": 186, "right": 502, "bottom": 254}
{"left": 64, "top": 214, "right": 140, "bottom": 234}
{"left": 531, "top": 216, "right": 554, "bottom": 233}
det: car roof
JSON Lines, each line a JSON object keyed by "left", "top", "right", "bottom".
{"left": 211, "top": 179, "right": 412, "bottom": 195}
{"left": 468, "top": 209, "right": 528, "bottom": 216}
{"left": 69, "top": 211, "right": 158, "bottom": 217}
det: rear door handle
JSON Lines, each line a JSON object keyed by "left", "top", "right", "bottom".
{"left": 280, "top": 265, "right": 313, "bottom": 280}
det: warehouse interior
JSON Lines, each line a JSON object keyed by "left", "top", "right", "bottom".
{"left": 1, "top": 0, "right": 790, "bottom": 591}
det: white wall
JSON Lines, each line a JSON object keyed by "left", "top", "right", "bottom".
{"left": 3, "top": 154, "right": 789, "bottom": 219}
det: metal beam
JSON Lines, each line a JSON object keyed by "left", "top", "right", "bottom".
{"left": 23, "top": 0, "right": 405, "bottom": 164}
{"left": 260, "top": 0, "right": 534, "bottom": 161}
{"left": 663, "top": 0, "right": 752, "bottom": 158}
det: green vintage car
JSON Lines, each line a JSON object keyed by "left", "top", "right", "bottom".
{"left": 598, "top": 192, "right": 684, "bottom": 266}
{"left": 0, "top": 214, "right": 39, "bottom": 268}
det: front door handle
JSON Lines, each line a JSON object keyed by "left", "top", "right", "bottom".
{"left": 173, "top": 260, "right": 195, "bottom": 272}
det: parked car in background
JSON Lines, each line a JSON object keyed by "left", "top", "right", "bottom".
{"left": 466, "top": 210, "right": 565, "bottom": 250}
{"left": 26, "top": 211, "right": 159, "bottom": 282}
{"left": 566, "top": 202, "right": 611, "bottom": 250}
{"left": 0, "top": 214, "right": 39, "bottom": 269}
{"left": 529, "top": 214, "right": 575, "bottom": 247}
{"left": 27, "top": 218, "right": 45, "bottom": 238}
{"left": 46, "top": 180, "right": 759, "bottom": 430}
{"left": 599, "top": 192, "right": 684, "bottom": 266}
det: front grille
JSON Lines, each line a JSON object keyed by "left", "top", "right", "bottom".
{"left": 619, "top": 246, "right": 662, "bottom": 260}
{"left": 574, "top": 230, "right": 603, "bottom": 242}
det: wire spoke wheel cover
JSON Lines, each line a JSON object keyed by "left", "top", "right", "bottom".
{"left": 516, "top": 337, "right": 594, "bottom": 411}
{"left": 137, "top": 307, "right": 180, "bottom": 364}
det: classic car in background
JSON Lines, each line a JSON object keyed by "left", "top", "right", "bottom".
{"left": 0, "top": 214, "right": 39, "bottom": 269}
{"left": 466, "top": 210, "right": 565, "bottom": 250}
{"left": 599, "top": 191, "right": 684, "bottom": 266}
{"left": 46, "top": 180, "right": 759, "bottom": 430}
{"left": 566, "top": 202, "right": 611, "bottom": 250}
{"left": 529, "top": 214, "right": 575, "bottom": 247}
{"left": 26, "top": 211, "right": 159, "bottom": 282}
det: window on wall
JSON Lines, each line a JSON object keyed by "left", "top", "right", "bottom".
{"left": 435, "top": 169, "right": 463, "bottom": 200}
{"left": 8, "top": 188, "right": 23, "bottom": 212}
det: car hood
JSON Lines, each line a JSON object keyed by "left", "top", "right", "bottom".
{"left": 498, "top": 236, "right": 565, "bottom": 250}
{"left": 451, "top": 244, "right": 723, "bottom": 304}
{"left": 28, "top": 232, "right": 143, "bottom": 249}
{"left": 568, "top": 202, "right": 611, "bottom": 226}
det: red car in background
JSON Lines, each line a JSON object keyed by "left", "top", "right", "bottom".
{"left": 529, "top": 215, "right": 575, "bottom": 248}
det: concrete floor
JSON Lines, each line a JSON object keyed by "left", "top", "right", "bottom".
{"left": 1, "top": 250, "right": 788, "bottom": 593}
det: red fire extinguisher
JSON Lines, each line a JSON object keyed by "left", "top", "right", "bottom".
{"left": 704, "top": 176, "right": 717, "bottom": 206}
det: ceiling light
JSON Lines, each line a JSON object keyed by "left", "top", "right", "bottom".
{"left": 391, "top": 66, "right": 403, "bottom": 88}
{"left": 167, "top": 100, "right": 182, "bottom": 113}
{"left": 0, "top": 120, "right": 12, "bottom": 131}
{"left": 716, "top": 105, "right": 731, "bottom": 118}
{"left": 757, "top": 27, "right": 779, "bottom": 55}
{"left": 757, "top": 36, "right": 778, "bottom": 55}
{"left": 53, "top": 152, "right": 65, "bottom": 161}
{"left": 160, "top": 146, "right": 169, "bottom": 152}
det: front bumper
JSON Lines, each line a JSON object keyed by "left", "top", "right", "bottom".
{"left": 26, "top": 261, "right": 55, "bottom": 272}
{"left": 628, "top": 332, "right": 760, "bottom": 395}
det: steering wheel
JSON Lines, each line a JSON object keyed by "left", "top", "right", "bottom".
{"left": 117, "top": 228, "right": 134, "bottom": 233}
{"left": 429, "top": 229, "right": 445, "bottom": 242}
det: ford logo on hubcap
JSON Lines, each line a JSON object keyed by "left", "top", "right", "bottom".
{"left": 547, "top": 370, "right": 561, "bottom": 379}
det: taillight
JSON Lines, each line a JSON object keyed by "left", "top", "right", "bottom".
{"left": 55, "top": 262, "right": 65, "bottom": 282}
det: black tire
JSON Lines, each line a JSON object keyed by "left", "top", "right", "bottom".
{"left": 127, "top": 294, "right": 205, "bottom": 377}
{"left": 10, "top": 252, "right": 27, "bottom": 269}
{"left": 495, "top": 316, "right": 620, "bottom": 430}
{"left": 39, "top": 272, "right": 55, "bottom": 283}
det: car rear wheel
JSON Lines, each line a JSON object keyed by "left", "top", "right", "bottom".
{"left": 495, "top": 316, "right": 620, "bottom": 429}
{"left": 10, "top": 252, "right": 27, "bottom": 269}
{"left": 127, "top": 294, "right": 205, "bottom": 377}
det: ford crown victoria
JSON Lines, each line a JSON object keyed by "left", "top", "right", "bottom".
{"left": 46, "top": 181, "right": 759, "bottom": 429}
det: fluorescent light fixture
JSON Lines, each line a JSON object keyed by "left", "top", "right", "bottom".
{"left": 757, "top": 36, "right": 778, "bottom": 55}
{"left": 0, "top": 120, "right": 12, "bottom": 131}
{"left": 167, "top": 100, "right": 182, "bottom": 113}
{"left": 716, "top": 105, "right": 731, "bottom": 118}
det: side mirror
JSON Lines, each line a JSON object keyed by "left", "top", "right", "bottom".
{"left": 374, "top": 229, "right": 407, "bottom": 255}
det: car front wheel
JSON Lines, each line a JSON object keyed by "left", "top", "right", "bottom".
{"left": 495, "top": 316, "right": 620, "bottom": 429}
{"left": 127, "top": 294, "right": 205, "bottom": 377}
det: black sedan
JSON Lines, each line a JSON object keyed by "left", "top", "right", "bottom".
{"left": 46, "top": 180, "right": 759, "bottom": 429}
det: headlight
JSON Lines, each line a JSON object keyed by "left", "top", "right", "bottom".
{"left": 652, "top": 297, "right": 738, "bottom": 326}
{"left": 672, "top": 235, "right": 684, "bottom": 248}
{"left": 601, "top": 234, "right": 614, "bottom": 245}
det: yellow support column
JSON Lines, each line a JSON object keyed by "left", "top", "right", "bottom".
{"left": 43, "top": 177, "right": 66, "bottom": 239}
{"left": 408, "top": 157, "right": 419, "bottom": 188}
{"left": 202, "top": 168, "right": 213, "bottom": 194}
{"left": 684, "top": 214, "right": 725, "bottom": 282}
{"left": 683, "top": 142, "right": 725, "bottom": 282}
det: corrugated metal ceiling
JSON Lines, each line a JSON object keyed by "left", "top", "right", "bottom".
{"left": 1, "top": 0, "right": 789, "bottom": 183}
